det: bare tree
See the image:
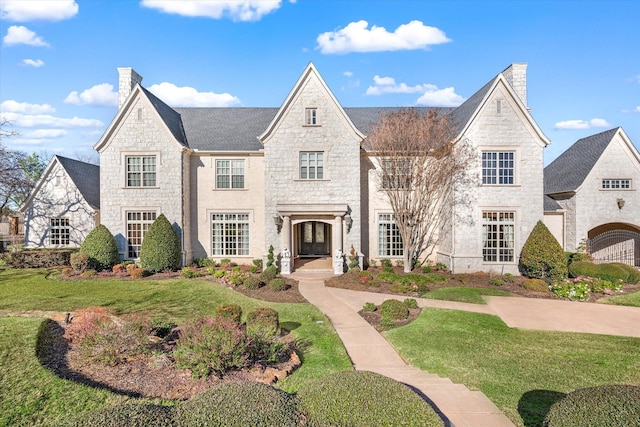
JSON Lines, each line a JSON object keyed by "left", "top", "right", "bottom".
{"left": 368, "top": 108, "right": 474, "bottom": 272}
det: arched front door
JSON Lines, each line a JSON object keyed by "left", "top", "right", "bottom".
{"left": 298, "top": 221, "right": 331, "bottom": 256}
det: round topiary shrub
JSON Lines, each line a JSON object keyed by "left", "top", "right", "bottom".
{"left": 246, "top": 307, "right": 280, "bottom": 337}
{"left": 268, "top": 278, "right": 287, "bottom": 291}
{"left": 215, "top": 304, "right": 242, "bottom": 324}
{"left": 64, "top": 404, "right": 174, "bottom": 427}
{"left": 380, "top": 299, "right": 409, "bottom": 320}
{"left": 243, "top": 276, "right": 263, "bottom": 290}
{"left": 297, "top": 370, "right": 444, "bottom": 426}
{"left": 174, "top": 382, "right": 302, "bottom": 426}
{"left": 140, "top": 214, "right": 181, "bottom": 273}
{"left": 520, "top": 221, "right": 567, "bottom": 281}
{"left": 543, "top": 384, "right": 640, "bottom": 427}
{"left": 260, "top": 265, "right": 278, "bottom": 283}
{"left": 79, "top": 225, "right": 119, "bottom": 271}
{"left": 70, "top": 252, "right": 89, "bottom": 272}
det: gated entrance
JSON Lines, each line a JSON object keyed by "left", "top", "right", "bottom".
{"left": 588, "top": 229, "right": 640, "bottom": 267}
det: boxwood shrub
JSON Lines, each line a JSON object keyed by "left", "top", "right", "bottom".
{"left": 215, "top": 304, "right": 242, "bottom": 324}
{"left": 520, "top": 221, "right": 567, "bottom": 281}
{"left": 79, "top": 224, "right": 119, "bottom": 271}
{"left": 569, "top": 261, "right": 640, "bottom": 284}
{"left": 297, "top": 370, "right": 444, "bottom": 426}
{"left": 543, "top": 384, "right": 640, "bottom": 427}
{"left": 380, "top": 299, "right": 409, "bottom": 321}
{"left": 140, "top": 214, "right": 181, "bottom": 273}
{"left": 174, "top": 382, "right": 302, "bottom": 426}
{"left": 64, "top": 404, "right": 174, "bottom": 427}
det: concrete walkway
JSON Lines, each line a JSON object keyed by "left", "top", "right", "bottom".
{"left": 293, "top": 271, "right": 516, "bottom": 427}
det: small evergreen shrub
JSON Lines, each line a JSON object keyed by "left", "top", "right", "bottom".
{"left": 422, "top": 265, "right": 432, "bottom": 273}
{"left": 64, "top": 404, "right": 175, "bottom": 427}
{"left": 383, "top": 265, "right": 394, "bottom": 273}
{"left": 269, "top": 278, "right": 287, "bottom": 291}
{"left": 362, "top": 302, "right": 377, "bottom": 312}
{"left": 404, "top": 298, "right": 418, "bottom": 309}
{"left": 266, "top": 245, "right": 275, "bottom": 268}
{"left": 214, "top": 304, "right": 242, "bottom": 324}
{"left": 70, "top": 252, "right": 89, "bottom": 272}
{"left": 173, "top": 316, "right": 250, "bottom": 378}
{"left": 140, "top": 214, "right": 181, "bottom": 273}
{"left": 380, "top": 258, "right": 392, "bottom": 268}
{"left": 80, "top": 269, "right": 96, "bottom": 278}
{"left": 380, "top": 299, "right": 409, "bottom": 320}
{"left": 569, "top": 261, "right": 640, "bottom": 284}
{"left": 131, "top": 268, "right": 150, "bottom": 279}
{"left": 212, "top": 268, "right": 225, "bottom": 278}
{"left": 503, "top": 273, "right": 516, "bottom": 283}
{"left": 435, "top": 262, "right": 449, "bottom": 272}
{"left": 297, "top": 371, "right": 444, "bottom": 426}
{"left": 489, "top": 278, "right": 503, "bottom": 286}
{"left": 521, "top": 278, "right": 549, "bottom": 293}
{"left": 246, "top": 307, "right": 280, "bottom": 337}
{"left": 174, "top": 382, "right": 302, "bottom": 426}
{"left": 520, "top": 221, "right": 567, "bottom": 281}
{"left": 390, "top": 282, "right": 414, "bottom": 293}
{"left": 243, "top": 276, "right": 263, "bottom": 290}
{"left": 543, "top": 385, "right": 640, "bottom": 427}
{"left": 181, "top": 266, "right": 202, "bottom": 278}
{"left": 79, "top": 225, "right": 119, "bottom": 271}
{"left": 193, "top": 257, "right": 215, "bottom": 267}
{"left": 261, "top": 265, "right": 278, "bottom": 283}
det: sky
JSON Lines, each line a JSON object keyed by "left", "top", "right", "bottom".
{"left": 0, "top": 0, "right": 638, "bottom": 165}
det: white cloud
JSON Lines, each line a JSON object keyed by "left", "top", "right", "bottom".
{"left": 141, "top": 0, "right": 281, "bottom": 22}
{"left": 554, "top": 118, "right": 611, "bottom": 130}
{"left": 343, "top": 71, "right": 353, "bottom": 78}
{"left": 22, "top": 58, "right": 44, "bottom": 67}
{"left": 64, "top": 83, "right": 118, "bottom": 106}
{"left": 634, "top": 106, "right": 640, "bottom": 113}
{"left": 148, "top": 82, "right": 241, "bottom": 107}
{"left": 0, "top": 0, "right": 78, "bottom": 21}
{"left": 0, "top": 112, "right": 103, "bottom": 128}
{"left": 0, "top": 100, "right": 55, "bottom": 114}
{"left": 316, "top": 20, "right": 451, "bottom": 54}
{"left": 22, "top": 129, "right": 67, "bottom": 139}
{"left": 365, "top": 75, "right": 464, "bottom": 107}
{"left": 3, "top": 25, "right": 49, "bottom": 46}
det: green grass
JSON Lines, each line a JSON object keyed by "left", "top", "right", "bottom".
{"left": 597, "top": 290, "right": 640, "bottom": 307}
{"left": 422, "top": 286, "right": 511, "bottom": 304}
{"left": 384, "top": 308, "right": 640, "bottom": 427}
{"left": 0, "top": 268, "right": 352, "bottom": 424}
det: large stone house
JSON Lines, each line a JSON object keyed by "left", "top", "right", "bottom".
{"left": 87, "top": 62, "right": 549, "bottom": 275}
{"left": 544, "top": 127, "right": 640, "bottom": 266}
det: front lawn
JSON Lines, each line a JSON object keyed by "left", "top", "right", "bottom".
{"left": 384, "top": 308, "right": 640, "bottom": 427}
{"left": 421, "top": 286, "right": 511, "bottom": 304}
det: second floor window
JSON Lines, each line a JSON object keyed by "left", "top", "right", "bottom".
{"left": 300, "top": 152, "right": 323, "bottom": 180}
{"left": 482, "top": 151, "right": 514, "bottom": 185}
{"left": 216, "top": 160, "right": 245, "bottom": 189}
{"left": 126, "top": 155, "right": 156, "bottom": 187}
{"left": 305, "top": 108, "right": 317, "bottom": 125}
{"left": 381, "top": 159, "right": 412, "bottom": 189}
{"left": 602, "top": 179, "right": 631, "bottom": 189}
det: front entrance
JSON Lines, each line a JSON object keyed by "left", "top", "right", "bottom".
{"left": 298, "top": 221, "right": 331, "bottom": 256}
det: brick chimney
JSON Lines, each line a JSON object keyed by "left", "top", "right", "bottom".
{"left": 502, "top": 63, "right": 527, "bottom": 107}
{"left": 117, "top": 67, "right": 143, "bottom": 109}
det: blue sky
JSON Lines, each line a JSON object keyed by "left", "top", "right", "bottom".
{"left": 0, "top": 0, "right": 638, "bottom": 165}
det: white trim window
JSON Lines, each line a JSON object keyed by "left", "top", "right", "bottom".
{"left": 381, "top": 159, "right": 412, "bottom": 189}
{"left": 482, "top": 212, "right": 515, "bottom": 262}
{"left": 126, "top": 155, "right": 156, "bottom": 187}
{"left": 212, "top": 213, "right": 250, "bottom": 256}
{"left": 482, "top": 151, "right": 514, "bottom": 185}
{"left": 378, "top": 214, "right": 403, "bottom": 257}
{"left": 216, "top": 159, "right": 245, "bottom": 189}
{"left": 49, "top": 218, "right": 70, "bottom": 246}
{"left": 300, "top": 152, "right": 324, "bottom": 180}
{"left": 126, "top": 211, "right": 157, "bottom": 258}
{"left": 305, "top": 108, "right": 317, "bottom": 125}
{"left": 602, "top": 179, "right": 631, "bottom": 189}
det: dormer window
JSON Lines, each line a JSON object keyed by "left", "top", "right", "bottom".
{"left": 305, "top": 108, "right": 318, "bottom": 125}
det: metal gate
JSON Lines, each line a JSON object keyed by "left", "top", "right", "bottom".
{"left": 588, "top": 229, "right": 640, "bottom": 267}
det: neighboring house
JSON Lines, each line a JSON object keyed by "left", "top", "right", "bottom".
{"left": 22, "top": 155, "right": 100, "bottom": 248}
{"left": 544, "top": 127, "right": 640, "bottom": 266}
{"left": 93, "top": 62, "right": 550, "bottom": 275}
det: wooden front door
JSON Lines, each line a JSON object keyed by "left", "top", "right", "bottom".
{"left": 299, "top": 222, "right": 330, "bottom": 256}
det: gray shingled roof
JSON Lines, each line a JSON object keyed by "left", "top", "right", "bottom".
{"left": 450, "top": 77, "right": 496, "bottom": 135}
{"left": 141, "top": 87, "right": 187, "bottom": 146}
{"left": 544, "top": 128, "right": 620, "bottom": 195}
{"left": 56, "top": 155, "right": 100, "bottom": 210}
{"left": 544, "top": 195, "right": 562, "bottom": 211}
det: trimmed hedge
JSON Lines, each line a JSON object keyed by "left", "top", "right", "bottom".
{"left": 246, "top": 307, "right": 280, "bottom": 337}
{"left": 380, "top": 299, "right": 409, "bottom": 320}
{"left": 140, "top": 214, "right": 181, "bottom": 273}
{"left": 297, "top": 370, "right": 444, "bottom": 426}
{"left": 520, "top": 221, "right": 567, "bottom": 281}
{"left": 64, "top": 404, "right": 174, "bottom": 427}
{"left": 543, "top": 384, "right": 640, "bottom": 427}
{"left": 174, "top": 382, "right": 302, "bottom": 426}
{"left": 0, "top": 249, "right": 72, "bottom": 268}
{"left": 79, "top": 225, "right": 119, "bottom": 271}
{"left": 569, "top": 261, "right": 640, "bottom": 284}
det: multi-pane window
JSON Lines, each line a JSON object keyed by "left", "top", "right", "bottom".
{"left": 305, "top": 108, "right": 317, "bottom": 125}
{"left": 378, "top": 214, "right": 403, "bottom": 257}
{"left": 126, "top": 211, "right": 157, "bottom": 258}
{"left": 482, "top": 212, "right": 515, "bottom": 262}
{"left": 49, "top": 218, "right": 70, "bottom": 246}
{"left": 602, "top": 179, "right": 631, "bottom": 189}
{"left": 381, "top": 159, "right": 412, "bottom": 189}
{"left": 216, "top": 160, "right": 245, "bottom": 189}
{"left": 482, "top": 152, "right": 514, "bottom": 185}
{"left": 300, "top": 152, "right": 324, "bottom": 180}
{"left": 126, "top": 156, "right": 156, "bottom": 187}
{"left": 212, "top": 213, "right": 249, "bottom": 256}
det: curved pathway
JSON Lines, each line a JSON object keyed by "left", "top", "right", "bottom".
{"left": 293, "top": 271, "right": 516, "bottom": 427}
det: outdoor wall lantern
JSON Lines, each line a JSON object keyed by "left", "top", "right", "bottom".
{"left": 344, "top": 214, "right": 353, "bottom": 232}
{"left": 617, "top": 198, "right": 625, "bottom": 210}
{"left": 274, "top": 214, "right": 283, "bottom": 232}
